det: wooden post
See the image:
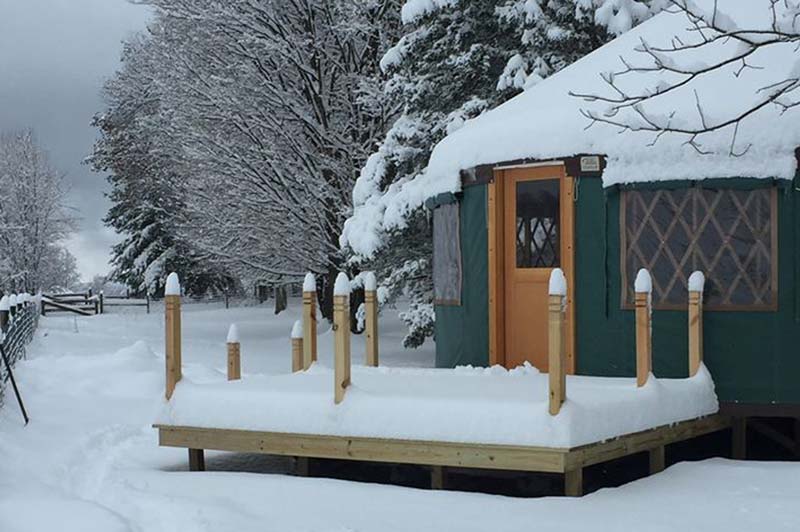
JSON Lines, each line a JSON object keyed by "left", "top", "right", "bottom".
{"left": 291, "top": 320, "right": 303, "bottom": 372}
{"left": 364, "top": 272, "right": 379, "bottom": 367}
{"left": 431, "top": 466, "right": 445, "bottom": 490}
{"left": 227, "top": 324, "right": 241, "bottom": 381}
{"left": 634, "top": 269, "right": 652, "bottom": 387}
{"left": 165, "top": 273, "right": 182, "bottom": 400}
{"left": 333, "top": 273, "right": 351, "bottom": 404}
{"left": 302, "top": 273, "right": 318, "bottom": 370}
{"left": 564, "top": 468, "right": 583, "bottom": 497}
{"left": 548, "top": 269, "right": 567, "bottom": 416}
{"left": 649, "top": 446, "right": 665, "bottom": 474}
{"left": 9, "top": 295, "right": 17, "bottom": 321}
{"left": 732, "top": 417, "right": 747, "bottom": 459}
{"left": 188, "top": 448, "right": 205, "bottom": 471}
{"left": 146, "top": 294, "right": 151, "bottom": 314}
{"left": 99, "top": 291, "right": 105, "bottom": 314}
{"left": 688, "top": 271, "right": 704, "bottom": 377}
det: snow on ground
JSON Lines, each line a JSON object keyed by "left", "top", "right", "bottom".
{"left": 1, "top": 302, "right": 798, "bottom": 531}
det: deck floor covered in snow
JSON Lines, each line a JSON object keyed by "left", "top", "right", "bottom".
{"left": 156, "top": 363, "right": 728, "bottom": 483}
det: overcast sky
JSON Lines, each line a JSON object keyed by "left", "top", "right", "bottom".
{"left": 0, "top": 0, "right": 151, "bottom": 281}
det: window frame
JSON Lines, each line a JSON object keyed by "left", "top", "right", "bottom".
{"left": 619, "top": 185, "right": 778, "bottom": 312}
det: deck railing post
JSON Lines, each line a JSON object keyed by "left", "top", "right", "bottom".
{"left": 227, "top": 324, "right": 241, "bottom": 381}
{"left": 333, "top": 272, "right": 351, "bottom": 404}
{"left": 291, "top": 320, "right": 303, "bottom": 372}
{"left": 165, "top": 272, "right": 182, "bottom": 400}
{"left": 548, "top": 268, "right": 567, "bottom": 416}
{"left": 302, "top": 273, "right": 318, "bottom": 370}
{"left": 634, "top": 269, "right": 653, "bottom": 387}
{"left": 364, "top": 272, "right": 379, "bottom": 367}
{"left": 688, "top": 271, "right": 705, "bottom": 377}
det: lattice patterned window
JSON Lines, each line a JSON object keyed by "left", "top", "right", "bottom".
{"left": 621, "top": 187, "right": 777, "bottom": 310}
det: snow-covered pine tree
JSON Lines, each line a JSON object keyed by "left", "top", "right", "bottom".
{"left": 91, "top": 35, "right": 234, "bottom": 297}
{"left": 342, "top": 0, "right": 662, "bottom": 348}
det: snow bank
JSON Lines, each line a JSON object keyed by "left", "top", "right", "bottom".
{"left": 159, "top": 363, "right": 718, "bottom": 448}
{"left": 165, "top": 272, "right": 180, "bottom": 296}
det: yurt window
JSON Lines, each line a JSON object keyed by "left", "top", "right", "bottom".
{"left": 621, "top": 187, "right": 777, "bottom": 310}
{"left": 433, "top": 202, "right": 462, "bottom": 305}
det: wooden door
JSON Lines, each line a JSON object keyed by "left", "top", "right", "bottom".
{"left": 500, "top": 165, "right": 574, "bottom": 371}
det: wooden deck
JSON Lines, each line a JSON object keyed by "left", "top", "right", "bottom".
{"left": 155, "top": 413, "right": 730, "bottom": 496}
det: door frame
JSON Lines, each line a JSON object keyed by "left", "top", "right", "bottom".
{"left": 487, "top": 162, "right": 576, "bottom": 373}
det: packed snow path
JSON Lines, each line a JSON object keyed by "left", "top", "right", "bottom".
{"left": 1, "top": 303, "right": 798, "bottom": 532}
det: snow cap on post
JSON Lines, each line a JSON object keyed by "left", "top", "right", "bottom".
{"left": 291, "top": 319, "right": 303, "bottom": 339}
{"left": 227, "top": 323, "right": 239, "bottom": 343}
{"left": 334, "top": 272, "right": 350, "bottom": 296}
{"left": 634, "top": 269, "right": 652, "bottom": 294}
{"left": 165, "top": 272, "right": 181, "bottom": 296}
{"left": 8, "top": 294, "right": 17, "bottom": 307}
{"left": 0, "top": 296, "right": 9, "bottom": 311}
{"left": 303, "top": 272, "right": 316, "bottom": 292}
{"left": 548, "top": 268, "right": 567, "bottom": 296}
{"left": 688, "top": 271, "right": 705, "bottom": 293}
{"left": 364, "top": 271, "right": 377, "bottom": 292}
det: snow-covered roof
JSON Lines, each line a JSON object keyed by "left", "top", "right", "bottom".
{"left": 425, "top": 0, "right": 800, "bottom": 191}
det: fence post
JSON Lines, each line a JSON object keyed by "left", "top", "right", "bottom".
{"left": 227, "top": 324, "right": 241, "bottom": 380}
{"left": 634, "top": 269, "right": 653, "bottom": 387}
{"left": 291, "top": 320, "right": 303, "bottom": 372}
{"left": 165, "top": 273, "right": 182, "bottom": 400}
{"left": 302, "top": 273, "right": 318, "bottom": 370}
{"left": 688, "top": 271, "right": 704, "bottom": 377}
{"left": 99, "top": 291, "right": 104, "bottom": 314}
{"left": 364, "top": 272, "right": 379, "bottom": 367}
{"left": 548, "top": 269, "right": 567, "bottom": 416}
{"left": 146, "top": 294, "right": 151, "bottom": 314}
{"left": 333, "top": 273, "right": 351, "bottom": 404}
{"left": 0, "top": 296, "right": 9, "bottom": 333}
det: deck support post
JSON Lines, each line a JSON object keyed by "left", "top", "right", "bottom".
{"left": 732, "top": 417, "right": 747, "bottom": 459}
{"left": 564, "top": 468, "right": 583, "bottom": 497}
{"left": 302, "top": 273, "right": 318, "bottom": 370}
{"left": 648, "top": 446, "right": 665, "bottom": 474}
{"left": 188, "top": 448, "right": 205, "bottom": 471}
{"left": 165, "top": 273, "right": 182, "bottom": 400}
{"left": 431, "top": 465, "right": 445, "bottom": 490}
{"left": 364, "top": 272, "right": 379, "bottom": 367}
{"left": 548, "top": 269, "right": 567, "bottom": 416}
{"left": 291, "top": 320, "right": 303, "bottom": 372}
{"left": 295, "top": 457, "right": 310, "bottom": 476}
{"left": 333, "top": 273, "right": 351, "bottom": 404}
{"left": 634, "top": 269, "right": 652, "bottom": 387}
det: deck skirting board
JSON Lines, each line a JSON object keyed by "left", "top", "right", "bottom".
{"left": 155, "top": 414, "right": 730, "bottom": 476}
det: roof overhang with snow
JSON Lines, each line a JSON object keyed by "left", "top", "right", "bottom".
{"left": 425, "top": 0, "right": 800, "bottom": 193}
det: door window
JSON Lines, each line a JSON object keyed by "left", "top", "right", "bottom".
{"left": 515, "top": 179, "right": 560, "bottom": 268}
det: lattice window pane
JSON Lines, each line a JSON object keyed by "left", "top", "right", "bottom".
{"left": 516, "top": 179, "right": 560, "bottom": 268}
{"left": 621, "top": 187, "right": 776, "bottom": 310}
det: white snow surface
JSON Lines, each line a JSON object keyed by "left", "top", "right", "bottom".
{"left": 334, "top": 272, "right": 351, "bottom": 296}
{"left": 548, "top": 268, "right": 567, "bottom": 296}
{"left": 364, "top": 271, "right": 378, "bottom": 291}
{"left": 689, "top": 271, "right": 706, "bottom": 292}
{"left": 303, "top": 272, "right": 315, "bottom": 292}
{"left": 9, "top": 294, "right": 17, "bottom": 306}
{"left": 160, "top": 362, "right": 718, "bottom": 448}
{"left": 164, "top": 272, "right": 180, "bottom": 296}
{"left": 0, "top": 296, "right": 9, "bottom": 311}
{"left": 1, "top": 303, "right": 798, "bottom": 531}
{"left": 291, "top": 319, "right": 303, "bottom": 339}
{"left": 634, "top": 269, "right": 653, "bottom": 294}
{"left": 226, "top": 323, "right": 239, "bottom": 343}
